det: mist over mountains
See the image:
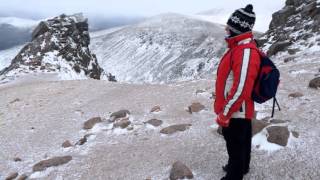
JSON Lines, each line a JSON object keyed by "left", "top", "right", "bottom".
{"left": 0, "top": 14, "right": 144, "bottom": 50}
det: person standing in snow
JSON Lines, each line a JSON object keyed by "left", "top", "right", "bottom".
{"left": 214, "top": 4, "right": 260, "bottom": 180}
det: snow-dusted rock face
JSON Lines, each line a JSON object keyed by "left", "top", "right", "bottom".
{"left": 91, "top": 13, "right": 226, "bottom": 83}
{"left": 0, "top": 13, "right": 103, "bottom": 80}
{"left": 259, "top": 0, "right": 320, "bottom": 56}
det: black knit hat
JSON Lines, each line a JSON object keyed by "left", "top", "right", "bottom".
{"left": 227, "top": 4, "right": 256, "bottom": 35}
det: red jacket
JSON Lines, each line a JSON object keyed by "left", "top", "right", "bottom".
{"left": 214, "top": 32, "right": 260, "bottom": 120}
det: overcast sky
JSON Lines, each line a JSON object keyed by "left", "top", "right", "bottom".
{"left": 0, "top": 0, "right": 286, "bottom": 31}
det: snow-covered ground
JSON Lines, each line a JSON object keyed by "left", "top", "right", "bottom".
{"left": 0, "top": 48, "right": 319, "bottom": 179}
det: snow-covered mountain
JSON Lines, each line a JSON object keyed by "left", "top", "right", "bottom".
{"left": 0, "top": 17, "right": 38, "bottom": 50}
{"left": 258, "top": 0, "right": 320, "bottom": 56}
{"left": 90, "top": 13, "right": 227, "bottom": 83}
{"left": 0, "top": 13, "right": 103, "bottom": 82}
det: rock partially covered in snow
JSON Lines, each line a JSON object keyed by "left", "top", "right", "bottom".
{"left": 292, "top": 131, "right": 300, "bottom": 138}
{"left": 62, "top": 140, "right": 73, "bottom": 148}
{"left": 266, "top": 126, "right": 290, "bottom": 146}
{"left": 169, "top": 161, "right": 194, "bottom": 180}
{"left": 83, "top": 117, "right": 102, "bottom": 130}
{"left": 32, "top": 156, "right": 72, "bottom": 172}
{"left": 0, "top": 13, "right": 104, "bottom": 80}
{"left": 75, "top": 134, "right": 94, "bottom": 146}
{"left": 150, "top": 105, "right": 161, "bottom": 113}
{"left": 188, "top": 102, "right": 205, "bottom": 113}
{"left": 110, "top": 110, "right": 130, "bottom": 122}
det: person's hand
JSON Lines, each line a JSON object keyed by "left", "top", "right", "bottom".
{"left": 215, "top": 113, "right": 230, "bottom": 127}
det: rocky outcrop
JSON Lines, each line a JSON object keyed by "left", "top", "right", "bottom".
{"left": 259, "top": 0, "right": 320, "bottom": 56}
{"left": 0, "top": 13, "right": 104, "bottom": 80}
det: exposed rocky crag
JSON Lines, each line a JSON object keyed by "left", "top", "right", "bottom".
{"left": 0, "top": 13, "right": 103, "bottom": 80}
{"left": 258, "top": 0, "right": 320, "bottom": 56}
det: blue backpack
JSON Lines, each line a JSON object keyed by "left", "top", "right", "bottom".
{"left": 252, "top": 53, "right": 281, "bottom": 117}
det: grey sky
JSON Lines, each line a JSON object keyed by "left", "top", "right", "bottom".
{"left": 0, "top": 0, "right": 285, "bottom": 31}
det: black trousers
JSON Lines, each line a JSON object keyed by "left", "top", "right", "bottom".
{"left": 222, "top": 118, "right": 252, "bottom": 180}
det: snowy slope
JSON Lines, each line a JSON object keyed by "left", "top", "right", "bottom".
{"left": 90, "top": 13, "right": 226, "bottom": 83}
{"left": 0, "top": 45, "right": 24, "bottom": 70}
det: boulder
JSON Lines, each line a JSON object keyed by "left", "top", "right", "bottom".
{"left": 309, "top": 77, "right": 320, "bottom": 89}
{"left": 83, "top": 117, "right": 102, "bottom": 130}
{"left": 188, "top": 103, "right": 205, "bottom": 113}
{"left": 160, "top": 124, "right": 192, "bottom": 135}
{"left": 5, "top": 172, "right": 18, "bottom": 180}
{"left": 266, "top": 126, "right": 290, "bottom": 146}
{"left": 33, "top": 156, "right": 72, "bottom": 172}
{"left": 169, "top": 161, "right": 194, "bottom": 180}
{"left": 145, "top": 119, "right": 163, "bottom": 127}
{"left": 267, "top": 41, "right": 292, "bottom": 56}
